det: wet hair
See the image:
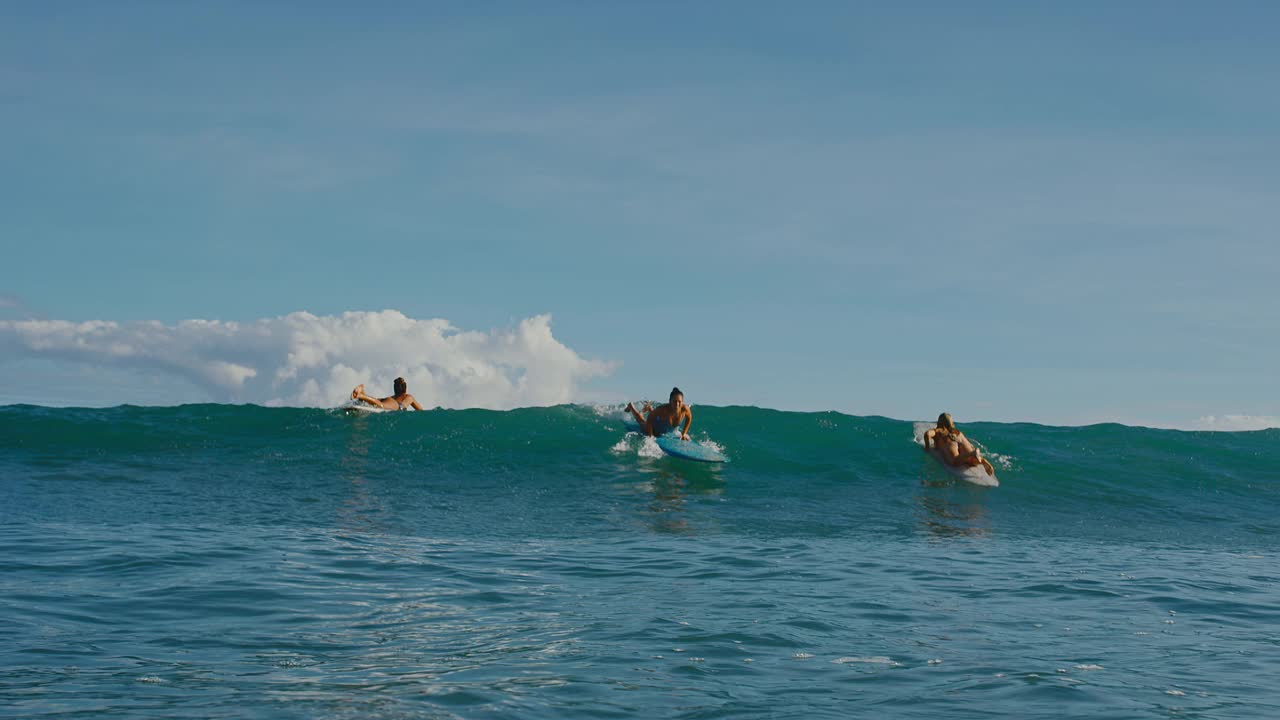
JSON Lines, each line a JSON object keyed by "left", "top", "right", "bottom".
{"left": 937, "top": 412, "right": 957, "bottom": 432}
{"left": 394, "top": 377, "right": 407, "bottom": 396}
{"left": 670, "top": 387, "right": 683, "bottom": 400}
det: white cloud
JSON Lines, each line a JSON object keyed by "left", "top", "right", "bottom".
{"left": 1192, "top": 415, "right": 1280, "bottom": 432}
{"left": 0, "top": 311, "right": 615, "bottom": 408}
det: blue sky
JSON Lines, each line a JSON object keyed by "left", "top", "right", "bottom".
{"left": 2, "top": 2, "right": 1278, "bottom": 427}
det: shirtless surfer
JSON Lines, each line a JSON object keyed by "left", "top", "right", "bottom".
{"left": 350, "top": 377, "right": 424, "bottom": 411}
{"left": 625, "top": 387, "right": 693, "bottom": 441}
{"left": 923, "top": 412, "right": 995, "bottom": 477}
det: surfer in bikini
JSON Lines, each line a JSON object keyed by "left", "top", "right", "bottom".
{"left": 625, "top": 387, "right": 693, "bottom": 441}
{"left": 923, "top": 412, "right": 995, "bottom": 476}
{"left": 350, "top": 377, "right": 424, "bottom": 411}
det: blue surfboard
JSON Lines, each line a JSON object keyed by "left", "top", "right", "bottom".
{"left": 655, "top": 434, "right": 729, "bottom": 463}
{"left": 623, "top": 417, "right": 728, "bottom": 463}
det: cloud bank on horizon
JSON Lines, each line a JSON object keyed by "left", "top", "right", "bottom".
{"left": 0, "top": 311, "right": 613, "bottom": 409}
{"left": 1190, "top": 415, "right": 1280, "bottom": 432}
{"left": 0, "top": 310, "right": 1275, "bottom": 431}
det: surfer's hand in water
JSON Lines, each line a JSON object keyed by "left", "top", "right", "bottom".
{"left": 681, "top": 432, "right": 690, "bottom": 441}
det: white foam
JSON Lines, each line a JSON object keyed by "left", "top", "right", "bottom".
{"left": 338, "top": 400, "right": 388, "bottom": 413}
{"left": 590, "top": 403, "right": 635, "bottom": 424}
{"left": 985, "top": 451, "right": 1015, "bottom": 470}
{"left": 608, "top": 431, "right": 666, "bottom": 460}
{"left": 698, "top": 437, "right": 728, "bottom": 456}
{"left": 638, "top": 435, "right": 665, "bottom": 460}
{"left": 832, "top": 656, "right": 899, "bottom": 666}
{"left": 912, "top": 421, "right": 931, "bottom": 445}
{"left": 589, "top": 403, "right": 622, "bottom": 418}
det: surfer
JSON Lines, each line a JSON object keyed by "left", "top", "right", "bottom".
{"left": 923, "top": 412, "right": 995, "bottom": 477}
{"left": 350, "top": 377, "right": 424, "bottom": 411}
{"left": 625, "top": 387, "right": 693, "bottom": 441}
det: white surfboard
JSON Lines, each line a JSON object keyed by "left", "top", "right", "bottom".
{"left": 921, "top": 444, "right": 998, "bottom": 486}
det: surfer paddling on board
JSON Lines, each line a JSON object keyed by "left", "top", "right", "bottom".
{"left": 923, "top": 413, "right": 995, "bottom": 477}
{"left": 625, "top": 387, "right": 693, "bottom": 441}
{"left": 350, "top": 377, "right": 424, "bottom": 411}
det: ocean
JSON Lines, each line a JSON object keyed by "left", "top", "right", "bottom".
{"left": 2, "top": 403, "right": 1278, "bottom": 719}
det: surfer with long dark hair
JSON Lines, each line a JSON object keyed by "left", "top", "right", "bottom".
{"left": 625, "top": 387, "right": 693, "bottom": 440}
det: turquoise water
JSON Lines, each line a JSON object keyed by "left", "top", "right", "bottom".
{"left": 2, "top": 403, "right": 1278, "bottom": 718}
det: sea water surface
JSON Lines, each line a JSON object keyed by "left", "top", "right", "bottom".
{"left": 2, "top": 404, "right": 1278, "bottom": 719}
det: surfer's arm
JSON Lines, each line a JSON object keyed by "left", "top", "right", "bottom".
{"left": 680, "top": 409, "right": 692, "bottom": 440}
{"left": 408, "top": 395, "right": 424, "bottom": 411}
{"left": 923, "top": 429, "right": 934, "bottom": 448}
